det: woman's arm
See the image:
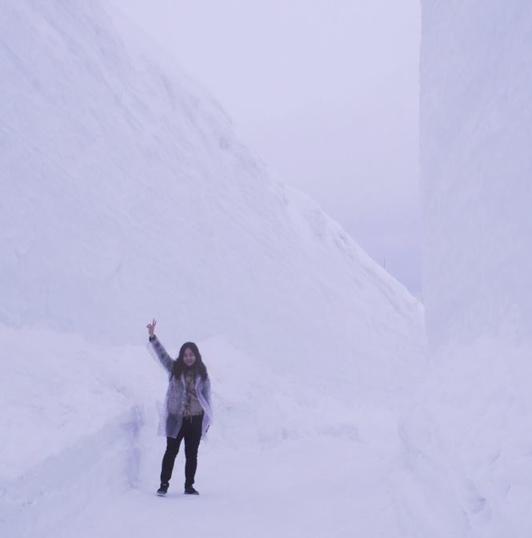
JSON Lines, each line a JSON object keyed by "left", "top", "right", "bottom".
{"left": 146, "top": 318, "right": 174, "bottom": 373}
{"left": 148, "top": 335, "right": 174, "bottom": 373}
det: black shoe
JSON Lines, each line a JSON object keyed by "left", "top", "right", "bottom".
{"left": 156, "top": 483, "right": 169, "bottom": 496}
{"left": 184, "top": 486, "right": 199, "bottom": 495}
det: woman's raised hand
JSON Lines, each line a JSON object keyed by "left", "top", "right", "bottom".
{"left": 146, "top": 318, "right": 157, "bottom": 337}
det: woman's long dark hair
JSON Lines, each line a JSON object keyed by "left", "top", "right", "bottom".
{"left": 172, "top": 342, "right": 208, "bottom": 381}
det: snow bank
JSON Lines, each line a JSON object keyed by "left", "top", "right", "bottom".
{"left": 0, "top": 325, "right": 149, "bottom": 482}
{"left": 0, "top": 324, "right": 148, "bottom": 537}
{"left": 0, "top": 324, "right": 415, "bottom": 537}
{"left": 0, "top": 324, "right": 405, "bottom": 482}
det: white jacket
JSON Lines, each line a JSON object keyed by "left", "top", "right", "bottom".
{"left": 148, "top": 336, "right": 213, "bottom": 439}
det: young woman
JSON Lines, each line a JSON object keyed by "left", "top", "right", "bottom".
{"left": 146, "top": 318, "right": 213, "bottom": 496}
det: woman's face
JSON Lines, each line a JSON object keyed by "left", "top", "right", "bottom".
{"left": 183, "top": 347, "right": 197, "bottom": 367}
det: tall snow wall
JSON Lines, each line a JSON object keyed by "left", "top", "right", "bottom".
{"left": 421, "top": 1, "right": 532, "bottom": 350}
{"left": 416, "top": 3, "right": 532, "bottom": 536}
{"left": 0, "top": 0, "right": 425, "bottom": 401}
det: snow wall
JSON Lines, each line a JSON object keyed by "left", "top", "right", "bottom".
{"left": 0, "top": 0, "right": 425, "bottom": 404}
{"left": 421, "top": 1, "right": 532, "bottom": 350}
{"left": 415, "top": 2, "right": 532, "bottom": 536}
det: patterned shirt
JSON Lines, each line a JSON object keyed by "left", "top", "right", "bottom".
{"left": 182, "top": 370, "right": 203, "bottom": 416}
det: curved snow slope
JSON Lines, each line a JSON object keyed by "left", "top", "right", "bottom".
{"left": 0, "top": 0, "right": 424, "bottom": 400}
{"left": 421, "top": 2, "right": 532, "bottom": 349}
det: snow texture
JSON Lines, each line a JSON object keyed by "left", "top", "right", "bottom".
{"left": 421, "top": 1, "right": 532, "bottom": 350}
{"left": 0, "top": 0, "right": 424, "bottom": 402}
{"left": 415, "top": 2, "right": 532, "bottom": 536}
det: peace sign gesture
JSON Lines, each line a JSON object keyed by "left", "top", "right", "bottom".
{"left": 146, "top": 318, "right": 157, "bottom": 337}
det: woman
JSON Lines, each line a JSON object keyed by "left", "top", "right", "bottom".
{"left": 146, "top": 318, "right": 213, "bottom": 496}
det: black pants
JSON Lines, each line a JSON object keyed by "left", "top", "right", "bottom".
{"left": 160, "top": 413, "right": 203, "bottom": 487}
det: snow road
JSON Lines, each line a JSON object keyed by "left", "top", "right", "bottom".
{"left": 48, "top": 436, "right": 403, "bottom": 538}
